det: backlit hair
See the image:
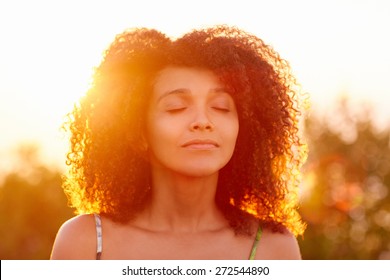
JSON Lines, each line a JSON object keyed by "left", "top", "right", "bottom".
{"left": 63, "top": 25, "right": 308, "bottom": 236}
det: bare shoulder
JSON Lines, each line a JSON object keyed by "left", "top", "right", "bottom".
{"left": 255, "top": 227, "right": 301, "bottom": 260}
{"left": 50, "top": 214, "right": 97, "bottom": 260}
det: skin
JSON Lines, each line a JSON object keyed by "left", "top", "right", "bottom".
{"left": 50, "top": 67, "right": 301, "bottom": 260}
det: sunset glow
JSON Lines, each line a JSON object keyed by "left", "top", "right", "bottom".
{"left": 1, "top": 0, "right": 390, "bottom": 261}
{"left": 1, "top": 0, "right": 390, "bottom": 168}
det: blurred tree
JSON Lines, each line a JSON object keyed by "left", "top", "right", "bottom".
{"left": 300, "top": 97, "right": 390, "bottom": 259}
{"left": 2, "top": 97, "right": 390, "bottom": 260}
{"left": 0, "top": 144, "right": 73, "bottom": 259}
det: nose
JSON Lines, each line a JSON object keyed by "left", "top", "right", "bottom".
{"left": 190, "top": 109, "right": 214, "bottom": 131}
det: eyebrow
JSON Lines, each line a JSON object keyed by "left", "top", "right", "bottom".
{"left": 157, "top": 87, "right": 230, "bottom": 103}
{"left": 157, "top": 88, "right": 190, "bottom": 103}
{"left": 212, "top": 87, "right": 229, "bottom": 94}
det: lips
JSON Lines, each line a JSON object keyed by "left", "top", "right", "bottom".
{"left": 181, "top": 139, "right": 219, "bottom": 150}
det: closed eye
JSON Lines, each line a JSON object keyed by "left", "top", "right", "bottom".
{"left": 211, "top": 103, "right": 231, "bottom": 112}
{"left": 212, "top": 107, "right": 230, "bottom": 112}
{"left": 210, "top": 94, "right": 233, "bottom": 113}
{"left": 166, "top": 107, "right": 187, "bottom": 113}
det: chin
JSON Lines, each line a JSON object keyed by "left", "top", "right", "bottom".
{"left": 175, "top": 163, "right": 225, "bottom": 178}
{"left": 181, "top": 170, "right": 219, "bottom": 178}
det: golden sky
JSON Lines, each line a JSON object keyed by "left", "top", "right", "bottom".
{"left": 1, "top": 0, "right": 389, "bottom": 170}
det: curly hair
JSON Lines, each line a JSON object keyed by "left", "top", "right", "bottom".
{"left": 63, "top": 25, "right": 308, "bottom": 236}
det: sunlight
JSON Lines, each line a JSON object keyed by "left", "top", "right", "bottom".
{"left": 1, "top": 0, "right": 390, "bottom": 170}
{"left": 1, "top": 0, "right": 390, "bottom": 261}
{"left": 0, "top": 1, "right": 192, "bottom": 167}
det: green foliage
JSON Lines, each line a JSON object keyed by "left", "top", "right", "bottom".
{"left": 0, "top": 145, "right": 73, "bottom": 259}
{"left": 1, "top": 97, "right": 389, "bottom": 259}
{"left": 299, "top": 98, "right": 390, "bottom": 259}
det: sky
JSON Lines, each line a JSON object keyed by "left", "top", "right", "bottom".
{"left": 0, "top": 0, "right": 389, "bottom": 172}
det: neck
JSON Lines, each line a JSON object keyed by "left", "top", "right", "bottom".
{"left": 142, "top": 166, "right": 226, "bottom": 233}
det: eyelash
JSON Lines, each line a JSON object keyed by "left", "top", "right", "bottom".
{"left": 212, "top": 106, "right": 230, "bottom": 112}
{"left": 167, "top": 107, "right": 230, "bottom": 114}
{"left": 166, "top": 107, "right": 187, "bottom": 113}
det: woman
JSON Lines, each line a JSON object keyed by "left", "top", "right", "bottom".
{"left": 51, "top": 25, "right": 307, "bottom": 259}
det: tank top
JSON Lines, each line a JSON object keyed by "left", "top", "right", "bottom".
{"left": 94, "top": 213, "right": 262, "bottom": 260}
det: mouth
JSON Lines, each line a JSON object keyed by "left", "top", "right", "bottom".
{"left": 181, "top": 139, "right": 219, "bottom": 150}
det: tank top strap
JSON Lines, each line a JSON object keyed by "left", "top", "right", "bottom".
{"left": 94, "top": 213, "right": 103, "bottom": 260}
{"left": 248, "top": 224, "right": 262, "bottom": 260}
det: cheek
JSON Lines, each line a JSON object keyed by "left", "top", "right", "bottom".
{"left": 229, "top": 121, "right": 239, "bottom": 149}
{"left": 146, "top": 116, "right": 181, "bottom": 151}
{"left": 221, "top": 116, "right": 239, "bottom": 143}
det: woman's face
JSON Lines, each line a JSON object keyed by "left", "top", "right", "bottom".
{"left": 146, "top": 66, "right": 239, "bottom": 177}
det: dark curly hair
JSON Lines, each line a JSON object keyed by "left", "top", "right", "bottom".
{"left": 63, "top": 25, "right": 308, "bottom": 236}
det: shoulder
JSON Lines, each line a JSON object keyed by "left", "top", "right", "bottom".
{"left": 50, "top": 214, "right": 98, "bottom": 260}
{"left": 255, "top": 227, "right": 301, "bottom": 260}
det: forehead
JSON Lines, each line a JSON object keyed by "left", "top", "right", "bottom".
{"left": 152, "top": 66, "right": 223, "bottom": 94}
